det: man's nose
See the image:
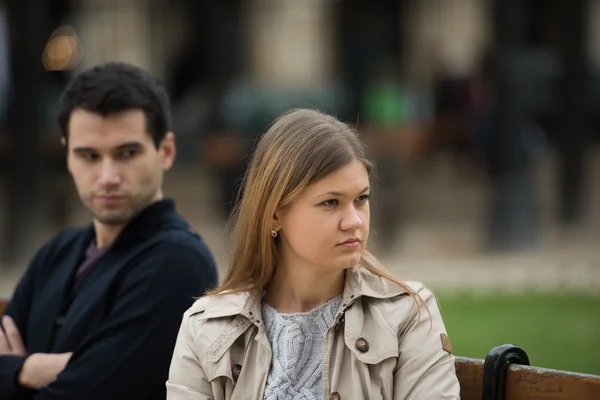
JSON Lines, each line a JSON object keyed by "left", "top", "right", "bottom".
{"left": 97, "top": 159, "right": 122, "bottom": 186}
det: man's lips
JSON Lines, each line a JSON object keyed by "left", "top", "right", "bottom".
{"left": 95, "top": 195, "right": 125, "bottom": 204}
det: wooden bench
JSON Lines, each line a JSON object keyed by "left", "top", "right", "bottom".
{"left": 0, "top": 298, "right": 7, "bottom": 316}
{"left": 457, "top": 344, "right": 600, "bottom": 399}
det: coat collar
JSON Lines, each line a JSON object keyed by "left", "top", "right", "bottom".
{"left": 193, "top": 264, "right": 408, "bottom": 321}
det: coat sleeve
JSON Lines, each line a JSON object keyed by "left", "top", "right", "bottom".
{"left": 0, "top": 240, "right": 54, "bottom": 400}
{"left": 393, "top": 288, "right": 460, "bottom": 400}
{"left": 166, "top": 312, "right": 216, "bottom": 400}
{"left": 33, "top": 241, "right": 218, "bottom": 400}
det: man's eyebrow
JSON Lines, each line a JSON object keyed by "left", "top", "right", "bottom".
{"left": 113, "top": 141, "right": 143, "bottom": 150}
{"left": 72, "top": 146, "right": 96, "bottom": 153}
{"left": 72, "top": 141, "right": 145, "bottom": 154}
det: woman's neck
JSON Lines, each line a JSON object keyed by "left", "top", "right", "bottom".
{"left": 264, "top": 264, "right": 345, "bottom": 313}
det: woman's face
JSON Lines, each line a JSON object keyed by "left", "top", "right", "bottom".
{"left": 274, "top": 159, "right": 370, "bottom": 273}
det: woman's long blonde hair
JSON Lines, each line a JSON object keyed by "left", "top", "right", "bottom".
{"left": 208, "top": 109, "right": 425, "bottom": 314}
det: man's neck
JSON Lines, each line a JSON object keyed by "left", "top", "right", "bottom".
{"left": 93, "top": 193, "right": 165, "bottom": 248}
{"left": 93, "top": 221, "right": 125, "bottom": 248}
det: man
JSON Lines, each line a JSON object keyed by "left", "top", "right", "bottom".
{"left": 0, "top": 62, "right": 218, "bottom": 399}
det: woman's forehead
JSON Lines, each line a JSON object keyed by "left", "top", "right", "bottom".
{"left": 302, "top": 161, "right": 370, "bottom": 196}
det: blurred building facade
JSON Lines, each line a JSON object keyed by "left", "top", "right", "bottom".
{"left": 1, "top": 0, "right": 599, "bottom": 263}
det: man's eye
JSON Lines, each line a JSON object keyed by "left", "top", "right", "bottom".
{"left": 119, "top": 149, "right": 137, "bottom": 159}
{"left": 80, "top": 153, "right": 98, "bottom": 161}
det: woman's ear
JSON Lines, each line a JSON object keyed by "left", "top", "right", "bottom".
{"left": 271, "top": 209, "right": 281, "bottom": 231}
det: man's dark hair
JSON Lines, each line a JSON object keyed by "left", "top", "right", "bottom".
{"left": 57, "top": 62, "right": 171, "bottom": 148}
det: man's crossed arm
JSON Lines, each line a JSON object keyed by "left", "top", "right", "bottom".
{"left": 0, "top": 316, "right": 72, "bottom": 390}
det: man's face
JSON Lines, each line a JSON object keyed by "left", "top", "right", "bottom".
{"left": 66, "top": 108, "right": 175, "bottom": 226}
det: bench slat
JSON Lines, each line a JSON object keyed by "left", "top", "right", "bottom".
{"left": 456, "top": 356, "right": 484, "bottom": 400}
{"left": 0, "top": 298, "right": 8, "bottom": 315}
{"left": 456, "top": 355, "right": 600, "bottom": 400}
{"left": 505, "top": 364, "right": 600, "bottom": 400}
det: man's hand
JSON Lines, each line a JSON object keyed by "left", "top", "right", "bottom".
{"left": 0, "top": 315, "right": 26, "bottom": 356}
{"left": 18, "top": 352, "right": 73, "bottom": 390}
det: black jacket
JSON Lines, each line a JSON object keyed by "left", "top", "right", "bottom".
{"left": 0, "top": 199, "right": 218, "bottom": 399}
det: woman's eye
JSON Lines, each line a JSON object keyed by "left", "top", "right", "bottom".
{"left": 356, "top": 194, "right": 371, "bottom": 203}
{"left": 322, "top": 199, "right": 339, "bottom": 207}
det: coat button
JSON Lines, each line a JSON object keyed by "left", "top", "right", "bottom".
{"left": 329, "top": 392, "right": 341, "bottom": 400}
{"left": 232, "top": 364, "right": 242, "bottom": 382}
{"left": 355, "top": 337, "right": 369, "bottom": 353}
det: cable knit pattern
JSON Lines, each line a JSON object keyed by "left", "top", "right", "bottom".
{"left": 262, "top": 296, "right": 342, "bottom": 400}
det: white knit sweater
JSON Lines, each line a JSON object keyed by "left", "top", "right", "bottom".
{"left": 261, "top": 296, "right": 342, "bottom": 400}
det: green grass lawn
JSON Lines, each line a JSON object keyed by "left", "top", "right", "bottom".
{"left": 436, "top": 292, "right": 600, "bottom": 375}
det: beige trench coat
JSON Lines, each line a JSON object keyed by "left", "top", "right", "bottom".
{"left": 166, "top": 267, "right": 460, "bottom": 399}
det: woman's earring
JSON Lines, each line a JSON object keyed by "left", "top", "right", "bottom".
{"left": 271, "top": 228, "right": 278, "bottom": 238}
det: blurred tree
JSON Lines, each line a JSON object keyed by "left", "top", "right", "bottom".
{"left": 2, "top": 0, "right": 48, "bottom": 263}
{"left": 556, "top": 0, "right": 590, "bottom": 227}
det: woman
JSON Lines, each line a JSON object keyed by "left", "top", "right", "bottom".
{"left": 167, "top": 109, "right": 460, "bottom": 399}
